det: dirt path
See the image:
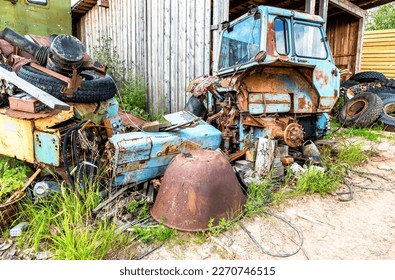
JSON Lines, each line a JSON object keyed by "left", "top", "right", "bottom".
{"left": 145, "top": 136, "right": 395, "bottom": 260}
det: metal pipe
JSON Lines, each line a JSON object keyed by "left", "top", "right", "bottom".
{"left": 0, "top": 27, "right": 49, "bottom": 65}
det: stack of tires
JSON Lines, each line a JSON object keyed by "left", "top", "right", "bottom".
{"left": 339, "top": 71, "right": 395, "bottom": 131}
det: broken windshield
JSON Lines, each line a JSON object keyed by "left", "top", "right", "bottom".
{"left": 218, "top": 14, "right": 261, "bottom": 70}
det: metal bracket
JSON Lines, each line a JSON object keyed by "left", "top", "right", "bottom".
{"left": 30, "top": 63, "right": 82, "bottom": 96}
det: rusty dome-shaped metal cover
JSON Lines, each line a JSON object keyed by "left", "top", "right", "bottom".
{"left": 151, "top": 149, "right": 246, "bottom": 232}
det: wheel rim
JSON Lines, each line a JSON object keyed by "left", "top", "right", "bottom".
{"left": 347, "top": 99, "right": 368, "bottom": 117}
{"left": 383, "top": 103, "right": 395, "bottom": 120}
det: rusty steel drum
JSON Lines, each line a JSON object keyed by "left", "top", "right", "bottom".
{"left": 151, "top": 149, "right": 246, "bottom": 232}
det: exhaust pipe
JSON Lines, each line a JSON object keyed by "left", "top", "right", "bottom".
{"left": 0, "top": 27, "right": 49, "bottom": 65}
{"left": 0, "top": 28, "right": 86, "bottom": 72}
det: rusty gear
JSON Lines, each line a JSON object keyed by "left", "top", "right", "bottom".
{"left": 283, "top": 123, "right": 304, "bottom": 147}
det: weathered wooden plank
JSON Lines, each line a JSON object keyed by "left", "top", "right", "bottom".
{"left": 163, "top": 0, "right": 171, "bottom": 112}
{"left": 195, "top": 0, "right": 204, "bottom": 77}
{"left": 319, "top": 0, "right": 329, "bottom": 29}
{"left": 178, "top": 0, "right": 187, "bottom": 110}
{"left": 185, "top": 0, "right": 195, "bottom": 105}
{"left": 158, "top": 0, "right": 165, "bottom": 111}
{"left": 355, "top": 17, "right": 364, "bottom": 73}
{"left": 204, "top": 0, "right": 211, "bottom": 75}
{"left": 170, "top": 0, "right": 179, "bottom": 112}
{"left": 305, "top": 0, "right": 316, "bottom": 14}
{"left": 329, "top": 0, "right": 367, "bottom": 18}
{"left": 0, "top": 67, "right": 70, "bottom": 110}
{"left": 152, "top": 0, "right": 159, "bottom": 113}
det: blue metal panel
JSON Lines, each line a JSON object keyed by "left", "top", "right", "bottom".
{"left": 315, "top": 113, "right": 330, "bottom": 137}
{"left": 102, "top": 97, "right": 120, "bottom": 119}
{"left": 109, "top": 116, "right": 222, "bottom": 186}
{"left": 113, "top": 135, "right": 152, "bottom": 164}
{"left": 248, "top": 93, "right": 291, "bottom": 114}
{"left": 34, "top": 131, "right": 60, "bottom": 166}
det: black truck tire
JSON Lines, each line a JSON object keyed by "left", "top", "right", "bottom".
{"left": 350, "top": 71, "right": 386, "bottom": 83}
{"left": 18, "top": 65, "right": 117, "bottom": 103}
{"left": 375, "top": 92, "right": 395, "bottom": 101}
{"left": 0, "top": 64, "right": 12, "bottom": 71}
{"left": 340, "top": 79, "right": 359, "bottom": 89}
{"left": 379, "top": 96, "right": 395, "bottom": 131}
{"left": 338, "top": 92, "right": 383, "bottom": 128}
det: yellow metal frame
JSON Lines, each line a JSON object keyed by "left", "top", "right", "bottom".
{"left": 0, "top": 106, "right": 74, "bottom": 165}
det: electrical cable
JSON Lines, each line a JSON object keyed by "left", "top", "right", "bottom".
{"left": 234, "top": 182, "right": 304, "bottom": 258}
{"left": 337, "top": 177, "right": 353, "bottom": 201}
{"left": 133, "top": 243, "right": 164, "bottom": 260}
{"left": 62, "top": 120, "right": 87, "bottom": 192}
{"left": 240, "top": 210, "right": 304, "bottom": 258}
{"left": 350, "top": 169, "right": 390, "bottom": 181}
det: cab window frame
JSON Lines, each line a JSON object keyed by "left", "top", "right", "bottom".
{"left": 274, "top": 17, "right": 289, "bottom": 56}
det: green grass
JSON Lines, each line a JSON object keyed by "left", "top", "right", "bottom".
{"left": 293, "top": 139, "right": 368, "bottom": 196}
{"left": 294, "top": 166, "right": 340, "bottom": 196}
{"left": 133, "top": 224, "right": 177, "bottom": 244}
{"left": 337, "top": 142, "right": 368, "bottom": 166}
{"left": 0, "top": 157, "right": 30, "bottom": 204}
{"left": 207, "top": 217, "right": 237, "bottom": 237}
{"left": 127, "top": 199, "right": 150, "bottom": 220}
{"left": 327, "top": 120, "right": 390, "bottom": 142}
{"left": 15, "top": 182, "right": 128, "bottom": 260}
{"left": 243, "top": 179, "right": 272, "bottom": 216}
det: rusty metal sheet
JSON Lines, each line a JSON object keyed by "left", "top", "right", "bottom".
{"left": 28, "top": 34, "right": 50, "bottom": 47}
{"left": 151, "top": 149, "right": 246, "bottom": 232}
{"left": 6, "top": 107, "right": 66, "bottom": 120}
{"left": 118, "top": 110, "right": 145, "bottom": 129}
{"left": 188, "top": 75, "right": 218, "bottom": 97}
{"left": 33, "top": 106, "right": 74, "bottom": 130}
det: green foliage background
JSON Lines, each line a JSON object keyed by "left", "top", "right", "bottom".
{"left": 366, "top": 3, "right": 395, "bottom": 31}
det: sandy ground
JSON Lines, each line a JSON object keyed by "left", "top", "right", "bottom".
{"left": 143, "top": 136, "right": 395, "bottom": 260}
{"left": 1, "top": 135, "right": 394, "bottom": 260}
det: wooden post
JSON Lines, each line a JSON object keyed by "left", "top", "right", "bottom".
{"left": 212, "top": 0, "right": 229, "bottom": 74}
{"left": 355, "top": 17, "right": 365, "bottom": 73}
{"left": 305, "top": 0, "right": 316, "bottom": 14}
{"left": 319, "top": 0, "right": 329, "bottom": 30}
{"left": 255, "top": 138, "right": 276, "bottom": 176}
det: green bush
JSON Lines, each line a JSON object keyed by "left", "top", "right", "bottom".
{"left": 93, "top": 37, "right": 149, "bottom": 120}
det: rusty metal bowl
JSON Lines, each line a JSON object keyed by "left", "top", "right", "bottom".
{"left": 151, "top": 149, "right": 246, "bottom": 231}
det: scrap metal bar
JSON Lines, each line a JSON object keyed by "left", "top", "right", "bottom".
{"left": 0, "top": 66, "right": 70, "bottom": 110}
{"left": 30, "top": 63, "right": 82, "bottom": 96}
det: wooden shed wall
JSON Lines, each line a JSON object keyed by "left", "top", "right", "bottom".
{"left": 326, "top": 15, "right": 361, "bottom": 76}
{"left": 75, "top": 0, "right": 212, "bottom": 113}
{"left": 361, "top": 28, "right": 395, "bottom": 78}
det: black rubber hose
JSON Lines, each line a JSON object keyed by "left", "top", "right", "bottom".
{"left": 62, "top": 121, "right": 87, "bottom": 192}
